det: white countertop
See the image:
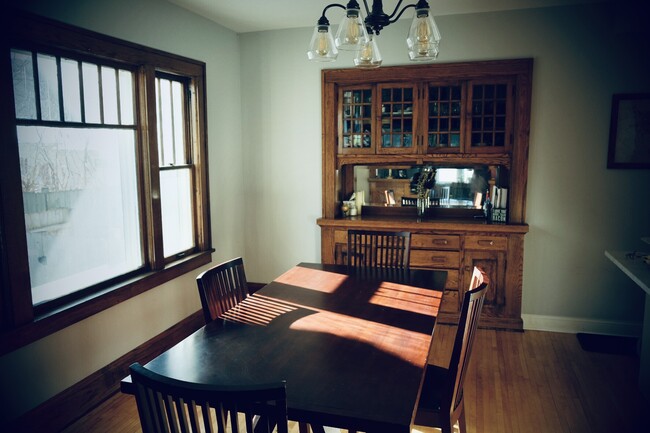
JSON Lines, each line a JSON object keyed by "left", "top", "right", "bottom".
{"left": 605, "top": 250, "right": 650, "bottom": 295}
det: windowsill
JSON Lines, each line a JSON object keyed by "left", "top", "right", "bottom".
{"left": 0, "top": 250, "right": 213, "bottom": 356}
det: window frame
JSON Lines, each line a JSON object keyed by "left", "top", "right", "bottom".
{"left": 0, "top": 11, "right": 212, "bottom": 355}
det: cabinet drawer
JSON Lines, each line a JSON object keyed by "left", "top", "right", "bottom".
{"left": 464, "top": 235, "right": 507, "bottom": 250}
{"left": 411, "top": 234, "right": 460, "bottom": 250}
{"left": 411, "top": 250, "right": 460, "bottom": 268}
{"left": 443, "top": 269, "right": 459, "bottom": 290}
{"left": 440, "top": 289, "right": 459, "bottom": 313}
{"left": 334, "top": 230, "right": 347, "bottom": 244}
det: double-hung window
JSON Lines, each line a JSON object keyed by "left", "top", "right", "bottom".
{"left": 0, "top": 12, "right": 211, "bottom": 351}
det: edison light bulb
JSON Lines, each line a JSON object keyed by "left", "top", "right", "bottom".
{"left": 308, "top": 24, "right": 338, "bottom": 62}
{"left": 335, "top": 4, "right": 368, "bottom": 50}
{"left": 358, "top": 41, "right": 373, "bottom": 62}
{"left": 416, "top": 17, "right": 431, "bottom": 55}
{"left": 407, "top": 6, "right": 441, "bottom": 61}
{"left": 317, "top": 30, "right": 331, "bottom": 56}
{"left": 344, "top": 19, "right": 360, "bottom": 45}
{"left": 354, "top": 36, "right": 381, "bottom": 68}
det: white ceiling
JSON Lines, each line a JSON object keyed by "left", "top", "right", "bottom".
{"left": 167, "top": 0, "right": 600, "bottom": 33}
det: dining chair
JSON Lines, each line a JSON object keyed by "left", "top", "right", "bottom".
{"left": 196, "top": 257, "right": 249, "bottom": 323}
{"left": 129, "top": 362, "right": 288, "bottom": 433}
{"left": 414, "top": 266, "right": 489, "bottom": 433}
{"left": 346, "top": 229, "right": 411, "bottom": 269}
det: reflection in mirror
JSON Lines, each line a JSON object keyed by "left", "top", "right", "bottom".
{"left": 355, "top": 165, "right": 491, "bottom": 208}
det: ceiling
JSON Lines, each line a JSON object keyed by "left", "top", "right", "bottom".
{"left": 167, "top": 0, "right": 600, "bottom": 34}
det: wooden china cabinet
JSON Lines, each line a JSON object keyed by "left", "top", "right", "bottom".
{"left": 317, "top": 59, "right": 533, "bottom": 330}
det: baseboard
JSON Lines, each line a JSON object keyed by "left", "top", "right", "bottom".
{"left": 522, "top": 313, "right": 642, "bottom": 337}
{"left": 5, "top": 310, "right": 205, "bottom": 433}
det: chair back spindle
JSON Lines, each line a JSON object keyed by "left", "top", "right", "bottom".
{"left": 347, "top": 230, "right": 411, "bottom": 269}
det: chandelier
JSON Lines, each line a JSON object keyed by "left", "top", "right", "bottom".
{"left": 307, "top": 0, "right": 441, "bottom": 68}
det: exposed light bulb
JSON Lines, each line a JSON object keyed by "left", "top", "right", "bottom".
{"left": 358, "top": 41, "right": 373, "bottom": 62}
{"left": 416, "top": 17, "right": 431, "bottom": 42}
{"left": 354, "top": 36, "right": 382, "bottom": 69}
{"left": 407, "top": 7, "right": 441, "bottom": 61}
{"left": 335, "top": 5, "right": 368, "bottom": 50}
{"left": 344, "top": 16, "right": 361, "bottom": 45}
{"left": 308, "top": 23, "right": 338, "bottom": 62}
{"left": 317, "top": 30, "right": 331, "bottom": 56}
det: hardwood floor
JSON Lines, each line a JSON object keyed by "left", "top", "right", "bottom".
{"left": 61, "top": 326, "right": 649, "bottom": 433}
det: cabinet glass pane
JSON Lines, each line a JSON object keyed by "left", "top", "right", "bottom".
{"left": 380, "top": 86, "right": 414, "bottom": 149}
{"left": 471, "top": 83, "right": 508, "bottom": 148}
{"left": 341, "top": 89, "right": 372, "bottom": 149}
{"left": 427, "top": 85, "right": 461, "bottom": 149}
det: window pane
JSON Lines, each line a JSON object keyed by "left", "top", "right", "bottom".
{"left": 61, "top": 58, "right": 82, "bottom": 122}
{"left": 172, "top": 81, "right": 185, "bottom": 163}
{"left": 18, "top": 126, "right": 142, "bottom": 304}
{"left": 82, "top": 63, "right": 101, "bottom": 123}
{"left": 160, "top": 168, "right": 194, "bottom": 257}
{"left": 157, "top": 78, "right": 174, "bottom": 166}
{"left": 37, "top": 54, "right": 61, "bottom": 121}
{"left": 119, "top": 70, "right": 134, "bottom": 125}
{"left": 101, "top": 66, "right": 119, "bottom": 124}
{"left": 11, "top": 49, "right": 37, "bottom": 119}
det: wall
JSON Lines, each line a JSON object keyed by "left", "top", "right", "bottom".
{"left": 0, "top": 0, "right": 244, "bottom": 422}
{"left": 239, "top": 3, "right": 650, "bottom": 334}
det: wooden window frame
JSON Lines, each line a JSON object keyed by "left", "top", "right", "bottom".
{"left": 0, "top": 11, "right": 212, "bottom": 355}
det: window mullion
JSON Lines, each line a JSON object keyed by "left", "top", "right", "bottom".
{"left": 138, "top": 65, "right": 165, "bottom": 270}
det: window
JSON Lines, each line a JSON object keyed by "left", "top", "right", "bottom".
{"left": 0, "top": 12, "right": 211, "bottom": 351}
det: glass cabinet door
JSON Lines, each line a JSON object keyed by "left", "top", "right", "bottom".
{"left": 339, "top": 87, "right": 374, "bottom": 154}
{"left": 425, "top": 84, "right": 463, "bottom": 153}
{"left": 377, "top": 83, "right": 417, "bottom": 154}
{"left": 468, "top": 80, "right": 513, "bottom": 152}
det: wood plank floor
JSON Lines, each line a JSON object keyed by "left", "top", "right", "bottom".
{"left": 61, "top": 326, "right": 649, "bottom": 433}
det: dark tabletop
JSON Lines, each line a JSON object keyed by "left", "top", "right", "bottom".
{"left": 122, "top": 263, "right": 446, "bottom": 432}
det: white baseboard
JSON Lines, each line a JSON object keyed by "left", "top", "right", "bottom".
{"left": 522, "top": 314, "right": 642, "bottom": 337}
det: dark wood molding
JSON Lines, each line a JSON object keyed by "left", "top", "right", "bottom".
{"left": 3, "top": 310, "right": 205, "bottom": 433}
{"left": 0, "top": 251, "right": 212, "bottom": 356}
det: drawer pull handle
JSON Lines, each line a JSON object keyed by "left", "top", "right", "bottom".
{"left": 478, "top": 240, "right": 494, "bottom": 246}
{"left": 433, "top": 239, "right": 448, "bottom": 245}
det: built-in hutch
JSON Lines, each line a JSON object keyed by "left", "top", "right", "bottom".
{"left": 317, "top": 59, "right": 533, "bottom": 330}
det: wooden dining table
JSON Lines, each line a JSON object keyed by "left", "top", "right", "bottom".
{"left": 121, "top": 263, "right": 447, "bottom": 432}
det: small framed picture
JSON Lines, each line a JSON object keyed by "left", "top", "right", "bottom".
{"left": 607, "top": 93, "right": 650, "bottom": 168}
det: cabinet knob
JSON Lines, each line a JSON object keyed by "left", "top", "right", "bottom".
{"left": 478, "top": 240, "right": 494, "bottom": 246}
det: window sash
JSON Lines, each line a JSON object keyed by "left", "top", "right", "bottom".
{"left": 0, "top": 11, "right": 211, "bottom": 350}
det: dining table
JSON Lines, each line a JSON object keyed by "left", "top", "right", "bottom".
{"left": 121, "top": 262, "right": 447, "bottom": 432}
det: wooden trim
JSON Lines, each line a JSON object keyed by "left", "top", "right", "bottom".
{"left": 4, "top": 310, "right": 205, "bottom": 433}
{"left": 0, "top": 251, "right": 212, "bottom": 356}
{"left": 0, "top": 23, "right": 34, "bottom": 329}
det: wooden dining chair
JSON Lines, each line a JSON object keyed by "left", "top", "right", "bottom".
{"left": 414, "top": 266, "right": 489, "bottom": 433}
{"left": 196, "top": 257, "right": 249, "bottom": 323}
{"left": 130, "top": 362, "right": 288, "bottom": 433}
{"left": 347, "top": 229, "right": 411, "bottom": 269}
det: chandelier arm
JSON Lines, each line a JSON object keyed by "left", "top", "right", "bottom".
{"left": 389, "top": 3, "right": 417, "bottom": 24}
{"left": 386, "top": 0, "right": 406, "bottom": 20}
{"left": 319, "top": 3, "right": 347, "bottom": 24}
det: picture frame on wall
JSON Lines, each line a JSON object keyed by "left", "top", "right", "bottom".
{"left": 607, "top": 93, "right": 650, "bottom": 169}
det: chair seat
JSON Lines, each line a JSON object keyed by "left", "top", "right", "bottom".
{"left": 414, "top": 364, "right": 449, "bottom": 425}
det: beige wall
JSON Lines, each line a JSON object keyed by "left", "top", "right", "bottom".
{"left": 2, "top": 0, "right": 649, "bottom": 424}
